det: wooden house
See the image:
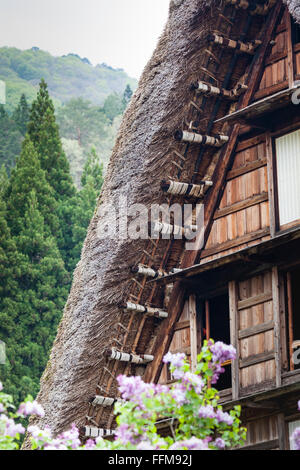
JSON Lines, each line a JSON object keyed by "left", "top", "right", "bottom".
{"left": 29, "top": 0, "right": 300, "bottom": 450}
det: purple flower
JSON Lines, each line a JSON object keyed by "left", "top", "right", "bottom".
{"left": 170, "top": 438, "right": 209, "bottom": 450}
{"left": 215, "top": 409, "right": 234, "bottom": 426}
{"left": 57, "top": 423, "right": 81, "bottom": 449}
{"left": 154, "top": 384, "right": 169, "bottom": 395}
{"left": 163, "top": 352, "right": 186, "bottom": 369}
{"left": 117, "top": 375, "right": 152, "bottom": 402}
{"left": 1, "top": 415, "right": 25, "bottom": 437}
{"left": 115, "top": 423, "right": 136, "bottom": 445}
{"left": 209, "top": 342, "right": 236, "bottom": 384}
{"left": 137, "top": 441, "right": 155, "bottom": 450}
{"left": 182, "top": 372, "right": 204, "bottom": 394}
{"left": 171, "top": 383, "right": 187, "bottom": 405}
{"left": 210, "top": 342, "right": 236, "bottom": 364}
{"left": 18, "top": 400, "right": 45, "bottom": 417}
{"left": 292, "top": 428, "right": 300, "bottom": 450}
{"left": 198, "top": 405, "right": 216, "bottom": 420}
{"left": 298, "top": 400, "right": 300, "bottom": 412}
{"left": 28, "top": 425, "right": 52, "bottom": 440}
{"left": 84, "top": 439, "right": 96, "bottom": 450}
{"left": 214, "top": 438, "right": 226, "bottom": 449}
{"left": 172, "top": 368, "right": 184, "bottom": 380}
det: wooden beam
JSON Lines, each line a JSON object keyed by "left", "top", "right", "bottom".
{"left": 189, "top": 295, "right": 197, "bottom": 373}
{"left": 238, "top": 321, "right": 275, "bottom": 340}
{"left": 205, "top": 300, "right": 210, "bottom": 341}
{"left": 277, "top": 413, "right": 287, "bottom": 450}
{"left": 272, "top": 266, "right": 282, "bottom": 388}
{"left": 239, "top": 350, "right": 275, "bottom": 369}
{"left": 287, "top": 271, "right": 294, "bottom": 371}
{"left": 174, "top": 320, "right": 190, "bottom": 331}
{"left": 229, "top": 281, "right": 239, "bottom": 400}
{"left": 214, "top": 192, "right": 269, "bottom": 220}
{"left": 266, "top": 131, "right": 277, "bottom": 237}
{"left": 286, "top": 9, "right": 295, "bottom": 88}
{"left": 201, "top": 228, "right": 270, "bottom": 259}
{"left": 237, "top": 291, "right": 273, "bottom": 310}
{"left": 144, "top": 281, "right": 186, "bottom": 383}
{"left": 238, "top": 439, "right": 279, "bottom": 451}
{"left": 226, "top": 158, "right": 267, "bottom": 181}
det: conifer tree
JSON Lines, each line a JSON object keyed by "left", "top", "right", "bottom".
{"left": 12, "top": 94, "right": 30, "bottom": 136}
{"left": 27, "top": 79, "right": 77, "bottom": 271}
{"left": 122, "top": 84, "right": 133, "bottom": 109}
{"left": 5, "top": 136, "right": 59, "bottom": 239}
{"left": 70, "top": 148, "right": 103, "bottom": 270}
{"left": 0, "top": 191, "right": 69, "bottom": 402}
{"left": 0, "top": 195, "right": 24, "bottom": 400}
{"left": 0, "top": 165, "right": 9, "bottom": 197}
{"left": 0, "top": 105, "right": 23, "bottom": 171}
{"left": 27, "top": 79, "right": 75, "bottom": 199}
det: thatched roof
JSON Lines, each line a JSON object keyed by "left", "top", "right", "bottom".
{"left": 284, "top": 0, "right": 300, "bottom": 23}
{"left": 26, "top": 0, "right": 300, "bottom": 438}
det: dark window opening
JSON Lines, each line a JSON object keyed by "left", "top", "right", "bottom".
{"left": 286, "top": 268, "right": 300, "bottom": 371}
{"left": 197, "top": 292, "right": 232, "bottom": 391}
{"left": 291, "top": 18, "right": 300, "bottom": 46}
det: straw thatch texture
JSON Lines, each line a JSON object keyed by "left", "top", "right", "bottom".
{"left": 284, "top": 0, "right": 300, "bottom": 23}
{"left": 25, "top": 0, "right": 300, "bottom": 439}
{"left": 27, "top": 0, "right": 222, "bottom": 436}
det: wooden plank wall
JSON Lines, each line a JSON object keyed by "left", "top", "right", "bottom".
{"left": 201, "top": 135, "right": 270, "bottom": 262}
{"left": 240, "top": 414, "right": 279, "bottom": 450}
{"left": 237, "top": 271, "right": 276, "bottom": 393}
{"left": 254, "top": 14, "right": 289, "bottom": 101}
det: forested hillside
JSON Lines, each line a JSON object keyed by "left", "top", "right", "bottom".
{"left": 0, "top": 47, "right": 137, "bottom": 112}
{"left": 0, "top": 80, "right": 104, "bottom": 402}
{"left": 0, "top": 47, "right": 136, "bottom": 402}
{"left": 0, "top": 47, "right": 137, "bottom": 184}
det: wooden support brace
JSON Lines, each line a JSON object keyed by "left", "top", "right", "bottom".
{"left": 209, "top": 33, "right": 262, "bottom": 54}
{"left": 120, "top": 301, "right": 168, "bottom": 319}
{"left": 191, "top": 81, "right": 247, "bottom": 100}
{"left": 161, "top": 179, "right": 212, "bottom": 198}
{"left": 174, "top": 130, "right": 229, "bottom": 147}
{"left": 105, "top": 349, "right": 154, "bottom": 364}
{"left": 131, "top": 264, "right": 167, "bottom": 279}
{"left": 150, "top": 220, "right": 198, "bottom": 240}
{"left": 81, "top": 426, "right": 116, "bottom": 438}
{"left": 89, "top": 395, "right": 123, "bottom": 407}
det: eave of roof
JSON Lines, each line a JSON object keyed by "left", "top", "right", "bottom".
{"left": 152, "top": 226, "right": 300, "bottom": 285}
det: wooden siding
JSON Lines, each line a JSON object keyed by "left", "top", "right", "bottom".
{"left": 254, "top": 14, "right": 289, "bottom": 101}
{"left": 236, "top": 271, "right": 277, "bottom": 392}
{"left": 201, "top": 136, "right": 270, "bottom": 262}
{"left": 240, "top": 415, "right": 279, "bottom": 450}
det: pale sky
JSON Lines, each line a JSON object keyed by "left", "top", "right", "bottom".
{"left": 0, "top": 0, "right": 171, "bottom": 79}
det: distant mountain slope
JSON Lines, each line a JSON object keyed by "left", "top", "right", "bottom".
{"left": 0, "top": 47, "right": 137, "bottom": 112}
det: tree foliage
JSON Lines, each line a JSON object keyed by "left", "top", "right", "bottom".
{"left": 0, "top": 80, "right": 104, "bottom": 401}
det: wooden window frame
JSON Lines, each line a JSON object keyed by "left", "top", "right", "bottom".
{"left": 267, "top": 125, "right": 300, "bottom": 237}
{"left": 200, "top": 291, "right": 232, "bottom": 394}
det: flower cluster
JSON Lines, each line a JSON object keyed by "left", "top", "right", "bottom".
{"left": 0, "top": 341, "right": 247, "bottom": 451}
{"left": 210, "top": 341, "right": 236, "bottom": 384}
{"left": 292, "top": 428, "right": 300, "bottom": 451}
{"left": 18, "top": 400, "right": 45, "bottom": 417}
{"left": 0, "top": 415, "right": 25, "bottom": 438}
